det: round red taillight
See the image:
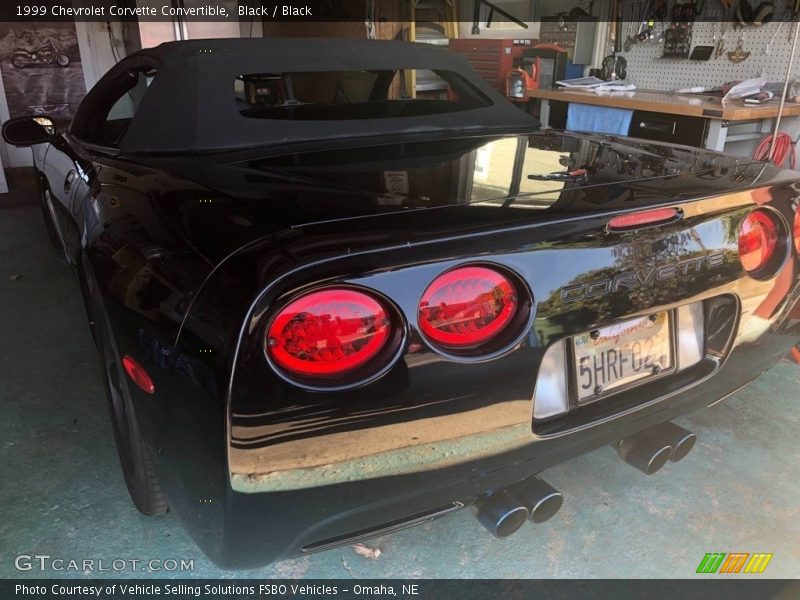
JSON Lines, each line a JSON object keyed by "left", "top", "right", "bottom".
{"left": 793, "top": 205, "right": 800, "bottom": 256}
{"left": 266, "top": 288, "right": 392, "bottom": 378}
{"left": 419, "top": 266, "right": 519, "bottom": 351}
{"left": 738, "top": 210, "right": 779, "bottom": 273}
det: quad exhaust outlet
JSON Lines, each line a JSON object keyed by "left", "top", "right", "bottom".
{"left": 614, "top": 421, "right": 697, "bottom": 474}
{"left": 651, "top": 421, "right": 697, "bottom": 462}
{"left": 474, "top": 422, "right": 695, "bottom": 538}
{"left": 473, "top": 476, "right": 563, "bottom": 538}
{"left": 473, "top": 489, "right": 529, "bottom": 538}
{"left": 511, "top": 477, "right": 564, "bottom": 524}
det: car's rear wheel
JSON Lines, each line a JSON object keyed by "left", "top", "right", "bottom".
{"left": 96, "top": 311, "right": 168, "bottom": 515}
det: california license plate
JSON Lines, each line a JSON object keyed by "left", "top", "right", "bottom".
{"left": 573, "top": 312, "right": 673, "bottom": 403}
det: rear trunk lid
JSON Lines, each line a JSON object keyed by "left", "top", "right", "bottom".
{"left": 142, "top": 130, "right": 779, "bottom": 268}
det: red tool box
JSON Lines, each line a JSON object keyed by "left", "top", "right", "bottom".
{"left": 448, "top": 38, "right": 533, "bottom": 94}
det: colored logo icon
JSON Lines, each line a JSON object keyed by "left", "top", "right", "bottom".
{"left": 696, "top": 553, "right": 773, "bottom": 574}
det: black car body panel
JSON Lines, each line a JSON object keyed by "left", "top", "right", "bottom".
{"left": 5, "top": 39, "right": 800, "bottom": 568}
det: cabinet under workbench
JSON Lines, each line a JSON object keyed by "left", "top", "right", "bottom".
{"left": 528, "top": 88, "right": 800, "bottom": 152}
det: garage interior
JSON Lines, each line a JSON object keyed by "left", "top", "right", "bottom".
{"left": 2, "top": 0, "right": 800, "bottom": 578}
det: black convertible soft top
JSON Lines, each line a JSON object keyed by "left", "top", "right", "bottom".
{"left": 72, "top": 38, "right": 538, "bottom": 154}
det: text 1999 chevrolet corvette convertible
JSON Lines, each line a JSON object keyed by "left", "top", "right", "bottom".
{"left": 3, "top": 38, "right": 800, "bottom": 568}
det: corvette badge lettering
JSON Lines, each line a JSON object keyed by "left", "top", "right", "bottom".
{"left": 561, "top": 250, "right": 726, "bottom": 303}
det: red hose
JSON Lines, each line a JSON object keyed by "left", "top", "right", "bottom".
{"left": 753, "top": 133, "right": 797, "bottom": 170}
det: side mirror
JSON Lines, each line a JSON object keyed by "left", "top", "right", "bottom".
{"left": 1, "top": 116, "right": 57, "bottom": 147}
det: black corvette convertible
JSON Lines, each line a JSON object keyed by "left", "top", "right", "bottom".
{"left": 3, "top": 38, "right": 800, "bottom": 568}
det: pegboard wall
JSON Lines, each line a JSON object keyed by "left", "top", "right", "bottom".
{"left": 617, "top": 19, "right": 800, "bottom": 91}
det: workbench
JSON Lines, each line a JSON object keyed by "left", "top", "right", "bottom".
{"left": 527, "top": 87, "right": 800, "bottom": 152}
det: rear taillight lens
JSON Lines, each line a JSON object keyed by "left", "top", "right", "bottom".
{"left": 266, "top": 288, "right": 391, "bottom": 378}
{"left": 793, "top": 204, "right": 800, "bottom": 256}
{"left": 122, "top": 355, "right": 155, "bottom": 394}
{"left": 419, "top": 266, "right": 519, "bottom": 351}
{"left": 738, "top": 210, "right": 779, "bottom": 273}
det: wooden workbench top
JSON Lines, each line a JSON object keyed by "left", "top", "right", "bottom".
{"left": 527, "top": 87, "right": 800, "bottom": 121}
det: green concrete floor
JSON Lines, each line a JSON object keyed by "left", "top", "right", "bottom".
{"left": 1, "top": 200, "right": 799, "bottom": 579}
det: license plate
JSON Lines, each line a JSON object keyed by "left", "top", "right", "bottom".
{"left": 573, "top": 312, "right": 673, "bottom": 403}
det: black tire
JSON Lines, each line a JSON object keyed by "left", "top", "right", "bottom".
{"left": 96, "top": 307, "right": 168, "bottom": 515}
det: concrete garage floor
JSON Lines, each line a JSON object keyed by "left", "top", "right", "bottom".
{"left": 1, "top": 182, "right": 799, "bottom": 579}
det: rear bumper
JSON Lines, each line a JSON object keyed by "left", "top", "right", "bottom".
{"left": 213, "top": 327, "right": 796, "bottom": 569}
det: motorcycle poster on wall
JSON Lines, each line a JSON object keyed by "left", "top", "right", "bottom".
{"left": 0, "top": 21, "right": 85, "bottom": 124}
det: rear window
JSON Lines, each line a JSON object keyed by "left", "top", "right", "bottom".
{"left": 233, "top": 69, "right": 491, "bottom": 120}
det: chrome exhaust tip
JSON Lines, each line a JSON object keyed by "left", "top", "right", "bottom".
{"left": 651, "top": 422, "right": 697, "bottom": 462}
{"left": 614, "top": 434, "right": 673, "bottom": 475}
{"left": 473, "top": 489, "right": 529, "bottom": 538}
{"left": 511, "top": 477, "right": 564, "bottom": 524}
